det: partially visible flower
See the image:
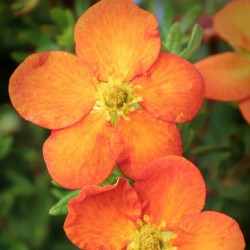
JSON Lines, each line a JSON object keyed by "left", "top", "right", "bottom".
{"left": 195, "top": 0, "right": 250, "bottom": 124}
{"left": 9, "top": 0, "right": 204, "bottom": 189}
{"left": 64, "top": 156, "right": 245, "bottom": 250}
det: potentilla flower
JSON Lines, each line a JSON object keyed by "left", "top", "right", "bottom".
{"left": 9, "top": 0, "right": 204, "bottom": 189}
{"left": 64, "top": 155, "right": 245, "bottom": 250}
{"left": 195, "top": 0, "right": 250, "bottom": 124}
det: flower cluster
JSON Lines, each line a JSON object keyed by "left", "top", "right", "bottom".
{"left": 64, "top": 156, "right": 245, "bottom": 250}
{"left": 8, "top": 0, "right": 246, "bottom": 249}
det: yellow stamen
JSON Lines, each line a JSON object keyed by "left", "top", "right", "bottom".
{"left": 93, "top": 76, "right": 143, "bottom": 125}
{"left": 127, "top": 215, "right": 178, "bottom": 250}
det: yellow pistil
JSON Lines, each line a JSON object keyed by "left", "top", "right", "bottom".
{"left": 93, "top": 76, "right": 143, "bottom": 125}
{"left": 127, "top": 215, "right": 178, "bottom": 250}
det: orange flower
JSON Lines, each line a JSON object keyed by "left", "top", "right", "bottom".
{"left": 9, "top": 0, "right": 204, "bottom": 189}
{"left": 195, "top": 0, "right": 250, "bottom": 124}
{"left": 64, "top": 155, "right": 245, "bottom": 250}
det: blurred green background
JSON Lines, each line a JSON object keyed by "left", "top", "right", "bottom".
{"left": 1, "top": 0, "right": 249, "bottom": 249}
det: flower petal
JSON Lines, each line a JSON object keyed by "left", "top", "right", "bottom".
{"left": 239, "top": 97, "right": 250, "bottom": 124}
{"left": 43, "top": 111, "right": 116, "bottom": 189}
{"left": 134, "top": 52, "right": 204, "bottom": 123}
{"left": 214, "top": 0, "right": 250, "bottom": 51}
{"left": 110, "top": 111, "right": 182, "bottom": 180}
{"left": 64, "top": 178, "right": 141, "bottom": 250}
{"left": 9, "top": 51, "right": 96, "bottom": 129}
{"left": 74, "top": 0, "right": 160, "bottom": 82}
{"left": 173, "top": 211, "right": 245, "bottom": 250}
{"left": 134, "top": 156, "right": 205, "bottom": 227}
{"left": 195, "top": 52, "right": 250, "bottom": 101}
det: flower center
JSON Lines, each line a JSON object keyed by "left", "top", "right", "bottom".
{"left": 94, "top": 76, "right": 143, "bottom": 125}
{"left": 127, "top": 215, "right": 178, "bottom": 250}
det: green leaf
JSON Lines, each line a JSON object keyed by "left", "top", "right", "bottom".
{"left": 179, "top": 5, "right": 202, "bottom": 33}
{"left": 10, "top": 0, "right": 39, "bottom": 15}
{"left": 74, "top": 0, "right": 90, "bottom": 18}
{"left": 219, "top": 183, "right": 250, "bottom": 202}
{"left": 51, "top": 188, "right": 69, "bottom": 199}
{"left": 50, "top": 7, "right": 68, "bottom": 28}
{"left": 35, "top": 43, "right": 60, "bottom": 52}
{"left": 140, "top": 1, "right": 157, "bottom": 13}
{"left": 180, "top": 24, "right": 203, "bottom": 59}
{"left": 0, "top": 104, "right": 21, "bottom": 133}
{"left": 56, "top": 25, "right": 74, "bottom": 52}
{"left": 49, "top": 190, "right": 80, "bottom": 216}
{"left": 11, "top": 52, "right": 30, "bottom": 63}
{"left": 162, "top": 2, "right": 174, "bottom": 35}
{"left": 65, "top": 9, "right": 75, "bottom": 27}
{"left": 181, "top": 126, "right": 195, "bottom": 154}
{"left": 17, "top": 29, "right": 57, "bottom": 48}
{"left": 50, "top": 8, "right": 74, "bottom": 51}
{"left": 9, "top": 242, "right": 29, "bottom": 250}
{"left": 0, "top": 134, "right": 13, "bottom": 159}
{"left": 100, "top": 166, "right": 134, "bottom": 186}
{"left": 163, "top": 22, "right": 182, "bottom": 54}
{"left": 51, "top": 180, "right": 63, "bottom": 188}
{"left": 191, "top": 144, "right": 233, "bottom": 156}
